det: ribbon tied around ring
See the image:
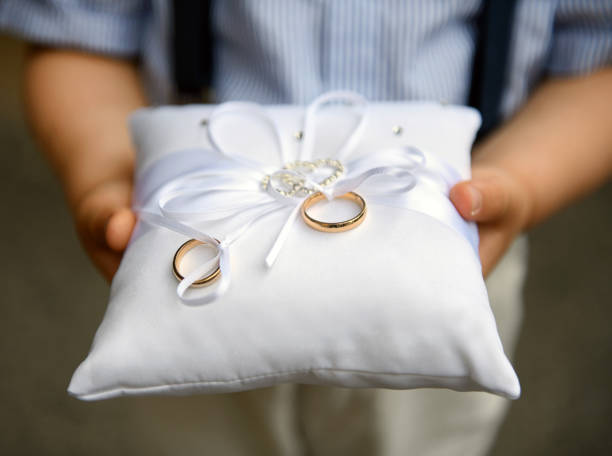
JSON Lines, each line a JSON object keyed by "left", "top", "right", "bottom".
{"left": 139, "top": 91, "right": 472, "bottom": 305}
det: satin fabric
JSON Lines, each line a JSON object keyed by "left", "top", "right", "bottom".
{"left": 68, "top": 99, "right": 519, "bottom": 400}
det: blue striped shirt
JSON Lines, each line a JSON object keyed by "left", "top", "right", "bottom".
{"left": 1, "top": 0, "right": 611, "bottom": 120}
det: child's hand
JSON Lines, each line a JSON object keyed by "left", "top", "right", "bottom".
{"left": 74, "top": 178, "right": 136, "bottom": 282}
{"left": 448, "top": 69, "right": 612, "bottom": 276}
{"left": 23, "top": 48, "right": 146, "bottom": 282}
{"left": 449, "top": 165, "right": 531, "bottom": 277}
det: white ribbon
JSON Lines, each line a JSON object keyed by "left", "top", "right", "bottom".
{"left": 135, "top": 91, "right": 478, "bottom": 305}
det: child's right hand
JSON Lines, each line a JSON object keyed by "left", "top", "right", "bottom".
{"left": 74, "top": 178, "right": 136, "bottom": 282}
{"left": 23, "top": 48, "right": 147, "bottom": 282}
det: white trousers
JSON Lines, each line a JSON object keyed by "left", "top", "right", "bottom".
{"left": 128, "top": 237, "right": 527, "bottom": 456}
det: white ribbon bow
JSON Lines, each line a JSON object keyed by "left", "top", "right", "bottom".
{"left": 137, "top": 91, "right": 478, "bottom": 305}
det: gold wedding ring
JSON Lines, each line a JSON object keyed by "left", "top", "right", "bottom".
{"left": 300, "top": 192, "right": 367, "bottom": 233}
{"left": 172, "top": 239, "right": 221, "bottom": 287}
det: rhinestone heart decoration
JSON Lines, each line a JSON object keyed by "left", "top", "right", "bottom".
{"left": 262, "top": 158, "right": 345, "bottom": 198}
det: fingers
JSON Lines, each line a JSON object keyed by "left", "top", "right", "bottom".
{"left": 76, "top": 179, "right": 133, "bottom": 248}
{"left": 449, "top": 173, "right": 512, "bottom": 223}
{"left": 86, "top": 198, "right": 120, "bottom": 246}
{"left": 74, "top": 179, "right": 134, "bottom": 281}
{"left": 449, "top": 166, "right": 532, "bottom": 277}
{"left": 88, "top": 245, "right": 123, "bottom": 282}
{"left": 477, "top": 224, "right": 513, "bottom": 277}
{"left": 105, "top": 207, "right": 136, "bottom": 251}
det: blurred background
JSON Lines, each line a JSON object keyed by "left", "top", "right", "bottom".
{"left": 0, "top": 34, "right": 611, "bottom": 455}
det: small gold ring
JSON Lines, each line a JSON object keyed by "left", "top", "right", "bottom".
{"left": 300, "top": 192, "right": 367, "bottom": 233}
{"left": 172, "top": 239, "right": 221, "bottom": 287}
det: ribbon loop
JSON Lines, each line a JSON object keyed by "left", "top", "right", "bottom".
{"left": 300, "top": 91, "right": 368, "bottom": 162}
{"left": 207, "top": 101, "right": 289, "bottom": 167}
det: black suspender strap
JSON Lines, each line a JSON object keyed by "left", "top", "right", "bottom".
{"left": 469, "top": 0, "right": 519, "bottom": 139}
{"left": 172, "top": 0, "right": 214, "bottom": 96}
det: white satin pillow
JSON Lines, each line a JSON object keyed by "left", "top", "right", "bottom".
{"left": 68, "top": 99, "right": 520, "bottom": 400}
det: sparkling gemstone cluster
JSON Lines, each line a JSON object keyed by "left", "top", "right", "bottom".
{"left": 262, "top": 158, "right": 345, "bottom": 197}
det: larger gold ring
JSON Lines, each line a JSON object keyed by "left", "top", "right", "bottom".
{"left": 172, "top": 239, "right": 221, "bottom": 287}
{"left": 300, "top": 192, "right": 367, "bottom": 233}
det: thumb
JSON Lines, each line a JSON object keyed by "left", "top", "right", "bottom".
{"left": 105, "top": 207, "right": 136, "bottom": 251}
{"left": 449, "top": 173, "right": 512, "bottom": 223}
{"left": 77, "top": 180, "right": 135, "bottom": 251}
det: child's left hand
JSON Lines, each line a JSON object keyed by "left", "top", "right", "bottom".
{"left": 449, "top": 164, "right": 532, "bottom": 277}
{"left": 449, "top": 68, "right": 612, "bottom": 276}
